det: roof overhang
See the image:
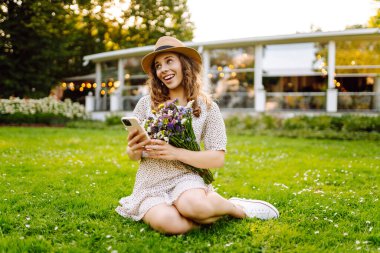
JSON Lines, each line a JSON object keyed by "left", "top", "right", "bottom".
{"left": 83, "top": 28, "right": 380, "bottom": 65}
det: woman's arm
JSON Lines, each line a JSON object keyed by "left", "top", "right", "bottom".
{"left": 144, "top": 139, "right": 225, "bottom": 168}
{"left": 177, "top": 149, "right": 225, "bottom": 169}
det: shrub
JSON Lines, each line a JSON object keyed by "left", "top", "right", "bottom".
{"left": 261, "top": 114, "right": 282, "bottom": 130}
{"left": 0, "top": 97, "right": 87, "bottom": 125}
{"left": 105, "top": 113, "right": 124, "bottom": 126}
{"left": 224, "top": 115, "right": 246, "bottom": 132}
{"left": 307, "top": 115, "right": 332, "bottom": 130}
{"left": 283, "top": 116, "right": 310, "bottom": 130}
{"left": 342, "top": 115, "right": 380, "bottom": 132}
{"left": 224, "top": 114, "right": 380, "bottom": 140}
{"left": 330, "top": 116, "right": 344, "bottom": 131}
{"left": 66, "top": 120, "right": 107, "bottom": 129}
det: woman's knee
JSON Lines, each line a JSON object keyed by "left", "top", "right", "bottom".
{"left": 144, "top": 207, "right": 194, "bottom": 235}
{"left": 176, "top": 191, "right": 213, "bottom": 220}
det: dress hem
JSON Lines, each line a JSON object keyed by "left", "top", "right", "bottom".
{"left": 115, "top": 183, "right": 214, "bottom": 221}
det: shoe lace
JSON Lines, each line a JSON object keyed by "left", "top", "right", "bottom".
{"left": 245, "top": 208, "right": 270, "bottom": 217}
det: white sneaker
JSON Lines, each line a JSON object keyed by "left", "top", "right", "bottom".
{"left": 229, "top": 197, "right": 280, "bottom": 220}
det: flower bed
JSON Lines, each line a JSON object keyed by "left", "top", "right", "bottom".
{"left": 0, "top": 97, "right": 87, "bottom": 125}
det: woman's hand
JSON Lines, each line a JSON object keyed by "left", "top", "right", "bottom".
{"left": 144, "top": 139, "right": 180, "bottom": 160}
{"left": 144, "top": 139, "right": 225, "bottom": 168}
{"left": 127, "top": 129, "right": 150, "bottom": 160}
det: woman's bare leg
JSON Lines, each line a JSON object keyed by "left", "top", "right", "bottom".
{"left": 174, "top": 189, "right": 246, "bottom": 224}
{"left": 143, "top": 203, "right": 199, "bottom": 235}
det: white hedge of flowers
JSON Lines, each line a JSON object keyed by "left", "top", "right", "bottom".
{"left": 0, "top": 97, "right": 87, "bottom": 119}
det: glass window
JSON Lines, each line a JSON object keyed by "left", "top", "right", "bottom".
{"left": 100, "top": 60, "right": 118, "bottom": 96}
{"left": 335, "top": 40, "right": 380, "bottom": 74}
{"left": 208, "top": 47, "right": 255, "bottom": 108}
{"left": 263, "top": 76, "right": 327, "bottom": 92}
{"left": 263, "top": 43, "right": 326, "bottom": 76}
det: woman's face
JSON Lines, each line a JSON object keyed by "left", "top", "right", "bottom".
{"left": 154, "top": 52, "right": 183, "bottom": 91}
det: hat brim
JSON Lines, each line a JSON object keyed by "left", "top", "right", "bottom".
{"left": 141, "top": 46, "right": 202, "bottom": 74}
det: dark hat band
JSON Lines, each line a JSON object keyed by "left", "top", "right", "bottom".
{"left": 155, "top": 45, "right": 174, "bottom": 51}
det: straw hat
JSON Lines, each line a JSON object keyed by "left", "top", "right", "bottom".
{"left": 141, "top": 36, "right": 202, "bottom": 74}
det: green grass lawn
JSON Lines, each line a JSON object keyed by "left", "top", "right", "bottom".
{"left": 0, "top": 127, "right": 379, "bottom": 252}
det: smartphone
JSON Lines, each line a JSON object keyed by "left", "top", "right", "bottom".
{"left": 121, "top": 116, "right": 150, "bottom": 140}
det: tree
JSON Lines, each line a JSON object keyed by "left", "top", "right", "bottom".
{"left": 0, "top": 0, "right": 194, "bottom": 98}
{"left": 0, "top": 0, "right": 102, "bottom": 98}
{"left": 368, "top": 0, "right": 380, "bottom": 28}
{"left": 98, "top": 0, "right": 194, "bottom": 51}
{"left": 313, "top": 1, "right": 380, "bottom": 75}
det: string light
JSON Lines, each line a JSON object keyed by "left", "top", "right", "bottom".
{"left": 86, "top": 83, "right": 92, "bottom": 89}
{"left": 101, "top": 82, "right": 106, "bottom": 88}
{"left": 367, "top": 77, "right": 374, "bottom": 85}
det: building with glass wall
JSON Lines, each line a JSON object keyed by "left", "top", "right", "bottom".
{"left": 80, "top": 28, "right": 380, "bottom": 117}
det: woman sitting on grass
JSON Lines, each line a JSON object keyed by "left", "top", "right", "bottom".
{"left": 116, "top": 36, "right": 279, "bottom": 235}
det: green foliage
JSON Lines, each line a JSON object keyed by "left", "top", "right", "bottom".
{"left": 0, "top": 113, "right": 69, "bottom": 125}
{"left": 0, "top": 0, "right": 194, "bottom": 98}
{"left": 368, "top": 3, "right": 380, "bottom": 29}
{"left": 105, "top": 113, "right": 125, "bottom": 126}
{"left": 341, "top": 115, "right": 380, "bottom": 132}
{"left": 66, "top": 119, "right": 109, "bottom": 129}
{"left": 108, "top": 0, "right": 194, "bottom": 50}
{"left": 225, "top": 114, "right": 380, "bottom": 140}
{"left": 314, "top": 6, "right": 380, "bottom": 77}
{"left": 0, "top": 0, "right": 99, "bottom": 98}
{"left": 0, "top": 128, "right": 379, "bottom": 252}
{"left": 282, "top": 116, "right": 310, "bottom": 130}
{"left": 0, "top": 97, "right": 87, "bottom": 125}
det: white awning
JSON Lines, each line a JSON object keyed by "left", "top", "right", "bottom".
{"left": 83, "top": 28, "right": 380, "bottom": 65}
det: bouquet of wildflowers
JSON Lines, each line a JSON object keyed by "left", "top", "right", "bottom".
{"left": 144, "top": 99, "right": 214, "bottom": 184}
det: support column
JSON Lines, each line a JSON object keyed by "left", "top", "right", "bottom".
{"left": 201, "top": 48, "right": 211, "bottom": 93}
{"left": 117, "top": 58, "right": 125, "bottom": 95}
{"left": 110, "top": 94, "right": 120, "bottom": 112}
{"left": 85, "top": 92, "right": 95, "bottom": 112}
{"left": 375, "top": 76, "right": 380, "bottom": 111}
{"left": 109, "top": 58, "right": 124, "bottom": 111}
{"left": 95, "top": 62, "right": 102, "bottom": 111}
{"left": 254, "top": 44, "right": 265, "bottom": 112}
{"left": 326, "top": 41, "right": 337, "bottom": 112}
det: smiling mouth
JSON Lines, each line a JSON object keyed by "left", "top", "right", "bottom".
{"left": 163, "top": 74, "right": 174, "bottom": 81}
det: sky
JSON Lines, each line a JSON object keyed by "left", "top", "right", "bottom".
{"left": 186, "top": 0, "right": 379, "bottom": 42}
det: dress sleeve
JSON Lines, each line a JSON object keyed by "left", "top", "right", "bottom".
{"left": 202, "top": 102, "right": 227, "bottom": 151}
{"left": 133, "top": 95, "right": 149, "bottom": 122}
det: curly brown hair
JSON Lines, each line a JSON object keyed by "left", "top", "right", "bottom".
{"left": 145, "top": 53, "right": 211, "bottom": 117}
